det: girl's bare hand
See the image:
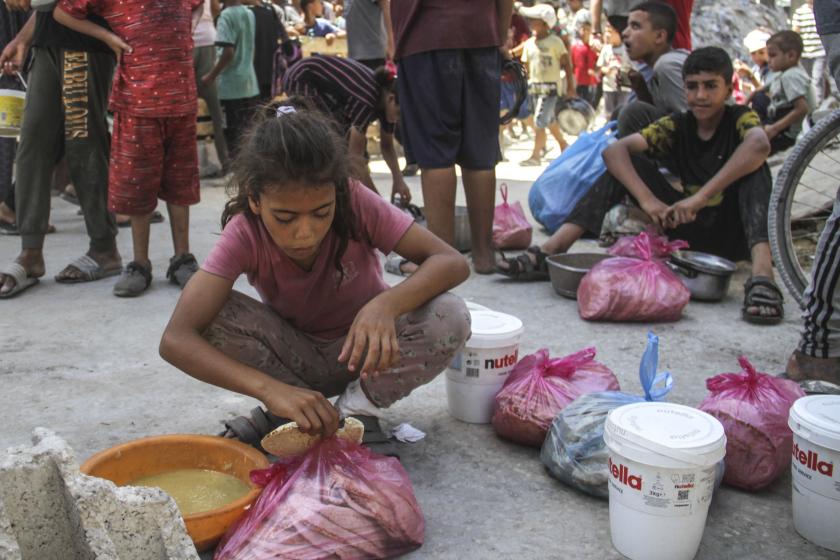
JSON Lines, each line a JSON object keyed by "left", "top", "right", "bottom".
{"left": 338, "top": 297, "right": 399, "bottom": 380}
{"left": 262, "top": 384, "right": 340, "bottom": 438}
{"left": 106, "top": 33, "right": 132, "bottom": 61}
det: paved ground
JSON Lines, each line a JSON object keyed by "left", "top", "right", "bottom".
{"left": 0, "top": 133, "right": 831, "bottom": 559}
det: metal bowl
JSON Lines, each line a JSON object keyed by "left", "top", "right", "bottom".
{"left": 547, "top": 253, "right": 613, "bottom": 299}
{"left": 453, "top": 205, "right": 471, "bottom": 253}
{"left": 668, "top": 250, "right": 737, "bottom": 302}
{"left": 555, "top": 97, "right": 596, "bottom": 136}
{"left": 416, "top": 205, "right": 471, "bottom": 253}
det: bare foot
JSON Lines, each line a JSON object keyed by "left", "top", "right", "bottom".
{"left": 787, "top": 350, "right": 840, "bottom": 385}
{"left": 0, "top": 250, "right": 45, "bottom": 295}
{"left": 471, "top": 253, "right": 498, "bottom": 275}
{"left": 0, "top": 201, "right": 14, "bottom": 224}
{"left": 54, "top": 247, "right": 122, "bottom": 282}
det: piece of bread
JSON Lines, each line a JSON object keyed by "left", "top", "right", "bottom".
{"left": 261, "top": 417, "right": 365, "bottom": 458}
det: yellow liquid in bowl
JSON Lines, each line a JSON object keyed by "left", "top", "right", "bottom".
{"left": 128, "top": 469, "right": 251, "bottom": 516}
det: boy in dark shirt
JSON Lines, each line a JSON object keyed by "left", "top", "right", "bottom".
{"left": 499, "top": 47, "right": 784, "bottom": 324}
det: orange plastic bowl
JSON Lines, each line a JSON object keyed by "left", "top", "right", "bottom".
{"left": 80, "top": 434, "right": 269, "bottom": 552}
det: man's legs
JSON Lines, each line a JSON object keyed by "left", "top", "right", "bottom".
{"left": 462, "top": 168, "right": 496, "bottom": 273}
{"left": 420, "top": 167, "right": 457, "bottom": 246}
{"left": 0, "top": 47, "right": 63, "bottom": 294}
{"left": 59, "top": 49, "right": 121, "bottom": 281}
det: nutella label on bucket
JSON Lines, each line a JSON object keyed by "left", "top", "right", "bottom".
{"left": 463, "top": 348, "right": 519, "bottom": 379}
{"left": 791, "top": 437, "right": 840, "bottom": 498}
{"left": 607, "top": 453, "right": 716, "bottom": 517}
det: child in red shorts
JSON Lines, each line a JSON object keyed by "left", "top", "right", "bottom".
{"left": 55, "top": 0, "right": 205, "bottom": 297}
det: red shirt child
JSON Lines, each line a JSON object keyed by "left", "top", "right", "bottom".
{"left": 571, "top": 39, "right": 598, "bottom": 87}
{"left": 55, "top": 0, "right": 203, "bottom": 217}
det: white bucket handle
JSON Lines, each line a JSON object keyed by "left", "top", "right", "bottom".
{"left": 15, "top": 72, "right": 26, "bottom": 91}
{"left": 609, "top": 425, "right": 724, "bottom": 467}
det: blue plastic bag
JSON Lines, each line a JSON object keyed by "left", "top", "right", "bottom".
{"left": 528, "top": 121, "right": 617, "bottom": 233}
{"left": 540, "top": 331, "right": 672, "bottom": 498}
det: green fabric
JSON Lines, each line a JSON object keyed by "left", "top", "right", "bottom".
{"left": 215, "top": 6, "right": 259, "bottom": 101}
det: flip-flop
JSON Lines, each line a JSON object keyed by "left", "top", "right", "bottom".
{"left": 219, "top": 406, "right": 290, "bottom": 449}
{"left": 54, "top": 254, "right": 122, "bottom": 284}
{"left": 0, "top": 262, "right": 39, "bottom": 299}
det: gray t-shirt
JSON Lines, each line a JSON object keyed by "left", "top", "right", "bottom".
{"left": 604, "top": 0, "right": 634, "bottom": 17}
{"left": 649, "top": 48, "right": 689, "bottom": 114}
{"left": 768, "top": 65, "right": 816, "bottom": 139}
{"left": 346, "top": 0, "right": 386, "bottom": 61}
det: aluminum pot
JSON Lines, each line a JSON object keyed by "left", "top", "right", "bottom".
{"left": 547, "top": 253, "right": 613, "bottom": 299}
{"left": 417, "top": 205, "right": 471, "bottom": 252}
{"left": 668, "top": 250, "right": 736, "bottom": 302}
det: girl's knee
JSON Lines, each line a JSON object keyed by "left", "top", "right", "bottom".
{"left": 424, "top": 293, "right": 471, "bottom": 348}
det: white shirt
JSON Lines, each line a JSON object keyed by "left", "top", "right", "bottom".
{"left": 193, "top": 0, "right": 216, "bottom": 47}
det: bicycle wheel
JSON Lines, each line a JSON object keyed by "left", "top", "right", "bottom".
{"left": 769, "top": 108, "right": 840, "bottom": 308}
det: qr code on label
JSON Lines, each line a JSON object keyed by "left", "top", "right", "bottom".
{"left": 466, "top": 367, "right": 479, "bottom": 378}
{"left": 678, "top": 490, "right": 690, "bottom": 500}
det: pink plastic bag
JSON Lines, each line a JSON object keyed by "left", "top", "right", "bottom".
{"left": 699, "top": 356, "right": 805, "bottom": 491}
{"left": 577, "top": 231, "right": 690, "bottom": 322}
{"left": 492, "top": 347, "right": 620, "bottom": 447}
{"left": 492, "top": 183, "right": 532, "bottom": 250}
{"left": 214, "top": 438, "right": 425, "bottom": 560}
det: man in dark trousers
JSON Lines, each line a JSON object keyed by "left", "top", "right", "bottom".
{"left": 0, "top": 1, "right": 119, "bottom": 298}
{"left": 391, "top": 0, "right": 513, "bottom": 274}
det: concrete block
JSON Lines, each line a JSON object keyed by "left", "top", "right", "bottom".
{"left": 0, "top": 428, "right": 199, "bottom": 560}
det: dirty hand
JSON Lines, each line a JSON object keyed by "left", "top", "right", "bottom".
{"left": 640, "top": 197, "right": 671, "bottom": 230}
{"left": 263, "top": 383, "right": 340, "bottom": 437}
{"left": 0, "top": 38, "right": 27, "bottom": 76}
{"left": 338, "top": 296, "right": 399, "bottom": 380}
{"left": 666, "top": 195, "right": 705, "bottom": 227}
{"left": 391, "top": 179, "right": 411, "bottom": 205}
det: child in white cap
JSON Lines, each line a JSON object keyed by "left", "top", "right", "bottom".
{"left": 736, "top": 29, "right": 773, "bottom": 95}
{"left": 518, "top": 3, "right": 576, "bottom": 166}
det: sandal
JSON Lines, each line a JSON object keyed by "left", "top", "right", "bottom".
{"left": 113, "top": 260, "right": 152, "bottom": 298}
{"left": 496, "top": 245, "right": 550, "bottom": 281}
{"left": 742, "top": 276, "right": 784, "bottom": 325}
{"left": 219, "top": 406, "right": 289, "bottom": 449}
{"left": 0, "top": 262, "right": 39, "bottom": 299}
{"left": 519, "top": 157, "right": 542, "bottom": 167}
{"left": 384, "top": 253, "right": 411, "bottom": 277}
{"left": 166, "top": 253, "right": 198, "bottom": 288}
{"left": 55, "top": 254, "right": 122, "bottom": 284}
{"left": 777, "top": 372, "right": 840, "bottom": 395}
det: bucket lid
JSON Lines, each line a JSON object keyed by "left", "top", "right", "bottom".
{"left": 669, "top": 251, "right": 736, "bottom": 276}
{"left": 605, "top": 402, "right": 726, "bottom": 467}
{"left": 789, "top": 395, "right": 840, "bottom": 452}
{"left": 466, "top": 310, "right": 524, "bottom": 348}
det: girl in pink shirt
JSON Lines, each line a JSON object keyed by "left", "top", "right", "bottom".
{"left": 160, "top": 102, "right": 471, "bottom": 444}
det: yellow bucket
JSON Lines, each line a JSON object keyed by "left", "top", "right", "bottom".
{"left": 0, "top": 89, "right": 25, "bottom": 138}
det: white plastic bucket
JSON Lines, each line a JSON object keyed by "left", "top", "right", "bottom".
{"left": 604, "top": 402, "right": 726, "bottom": 560}
{"left": 0, "top": 89, "right": 25, "bottom": 138}
{"left": 445, "top": 309, "right": 524, "bottom": 423}
{"left": 788, "top": 395, "right": 840, "bottom": 552}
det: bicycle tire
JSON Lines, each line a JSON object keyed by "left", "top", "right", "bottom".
{"left": 769, "top": 108, "right": 840, "bottom": 308}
